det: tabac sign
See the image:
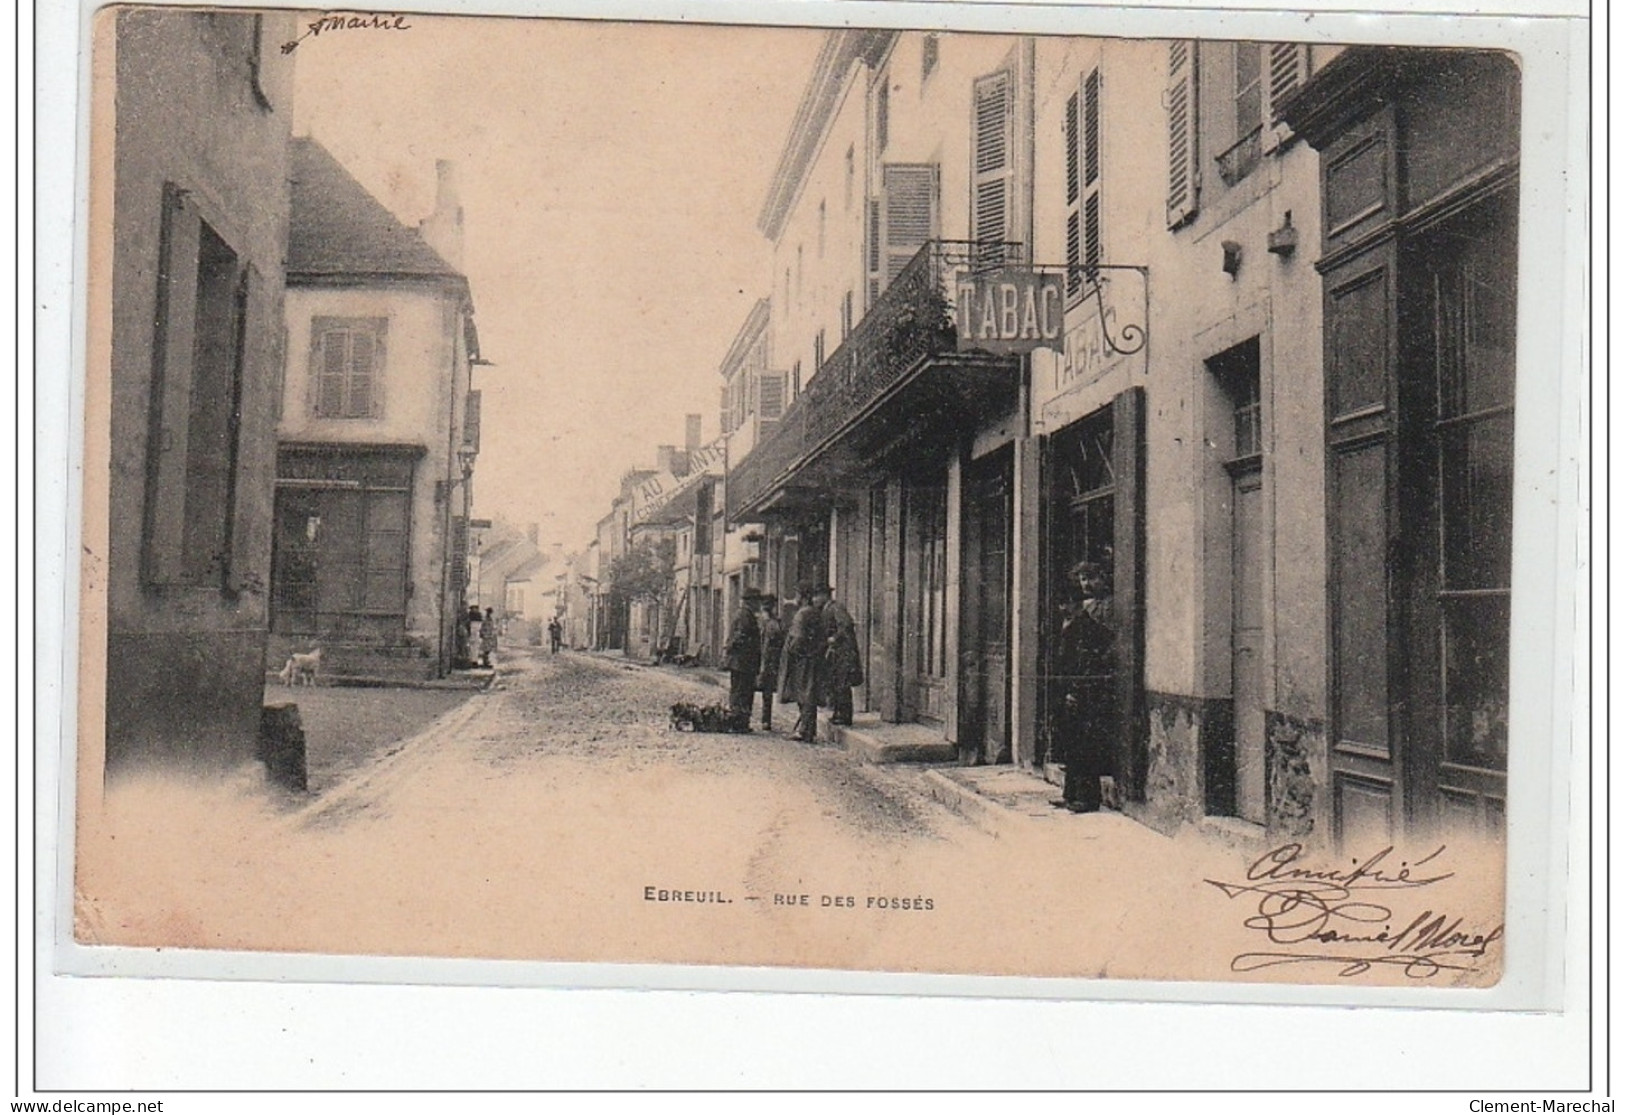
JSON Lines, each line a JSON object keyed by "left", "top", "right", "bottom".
{"left": 955, "top": 269, "right": 1066, "bottom": 355}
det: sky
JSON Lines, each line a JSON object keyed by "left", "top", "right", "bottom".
{"left": 290, "top": 13, "right": 823, "bottom": 551}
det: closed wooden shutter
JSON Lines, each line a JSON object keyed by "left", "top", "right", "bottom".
{"left": 1066, "top": 69, "right": 1104, "bottom": 295}
{"left": 463, "top": 389, "right": 481, "bottom": 452}
{"left": 866, "top": 198, "right": 882, "bottom": 306}
{"left": 758, "top": 371, "right": 788, "bottom": 420}
{"left": 972, "top": 69, "right": 1014, "bottom": 249}
{"left": 881, "top": 163, "right": 938, "bottom": 287}
{"left": 1065, "top": 89, "right": 1081, "bottom": 296}
{"left": 1082, "top": 69, "right": 1103, "bottom": 282}
{"left": 1166, "top": 40, "right": 1200, "bottom": 229}
{"left": 719, "top": 385, "right": 732, "bottom": 434}
{"left": 1266, "top": 42, "right": 1308, "bottom": 122}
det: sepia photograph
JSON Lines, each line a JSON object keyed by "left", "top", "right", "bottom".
{"left": 58, "top": 0, "right": 1583, "bottom": 1017}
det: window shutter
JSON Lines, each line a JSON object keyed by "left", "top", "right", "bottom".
{"left": 880, "top": 163, "right": 938, "bottom": 287}
{"left": 463, "top": 389, "right": 482, "bottom": 452}
{"left": 759, "top": 371, "right": 787, "bottom": 420}
{"left": 866, "top": 198, "right": 882, "bottom": 306}
{"left": 1266, "top": 42, "right": 1308, "bottom": 123}
{"left": 1065, "top": 87, "right": 1082, "bottom": 296}
{"left": 972, "top": 69, "right": 1014, "bottom": 251}
{"left": 1166, "top": 40, "right": 1200, "bottom": 229}
{"left": 350, "top": 331, "right": 375, "bottom": 418}
{"left": 316, "top": 329, "right": 346, "bottom": 417}
{"left": 720, "top": 385, "right": 732, "bottom": 433}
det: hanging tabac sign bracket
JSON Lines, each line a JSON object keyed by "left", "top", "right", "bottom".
{"left": 954, "top": 263, "right": 1148, "bottom": 360}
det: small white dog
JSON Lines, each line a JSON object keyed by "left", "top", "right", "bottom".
{"left": 279, "top": 648, "right": 322, "bottom": 687}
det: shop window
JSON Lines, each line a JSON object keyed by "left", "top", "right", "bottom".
{"left": 310, "top": 316, "right": 387, "bottom": 419}
{"left": 1433, "top": 218, "right": 1515, "bottom": 772}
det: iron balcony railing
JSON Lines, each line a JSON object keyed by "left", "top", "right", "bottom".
{"left": 728, "top": 239, "right": 1025, "bottom": 520}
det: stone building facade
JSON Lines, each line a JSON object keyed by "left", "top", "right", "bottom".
{"left": 97, "top": 9, "right": 297, "bottom": 771}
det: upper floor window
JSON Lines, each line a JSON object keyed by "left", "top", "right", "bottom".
{"left": 844, "top": 146, "right": 855, "bottom": 211}
{"left": 1064, "top": 68, "right": 1103, "bottom": 299}
{"left": 311, "top": 316, "right": 387, "bottom": 419}
{"left": 1166, "top": 40, "right": 1308, "bottom": 226}
{"left": 922, "top": 34, "right": 940, "bottom": 83}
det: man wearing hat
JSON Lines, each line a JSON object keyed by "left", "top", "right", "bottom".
{"left": 779, "top": 583, "right": 829, "bottom": 742}
{"left": 723, "top": 590, "right": 763, "bottom": 722}
{"left": 821, "top": 587, "right": 863, "bottom": 728}
{"left": 1052, "top": 559, "right": 1117, "bottom": 812}
{"left": 754, "top": 593, "right": 786, "bottom": 731}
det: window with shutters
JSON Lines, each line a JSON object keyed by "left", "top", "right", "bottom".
{"left": 1213, "top": 42, "right": 1310, "bottom": 187}
{"left": 142, "top": 183, "right": 252, "bottom": 589}
{"left": 877, "top": 163, "right": 939, "bottom": 292}
{"left": 310, "top": 316, "right": 387, "bottom": 419}
{"left": 1065, "top": 68, "right": 1103, "bottom": 300}
{"left": 972, "top": 69, "right": 1015, "bottom": 256}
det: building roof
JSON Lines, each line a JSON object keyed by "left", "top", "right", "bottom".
{"left": 288, "top": 137, "right": 466, "bottom": 284}
{"left": 757, "top": 29, "right": 895, "bottom": 242}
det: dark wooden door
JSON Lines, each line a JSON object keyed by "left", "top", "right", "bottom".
{"left": 959, "top": 449, "right": 1013, "bottom": 763}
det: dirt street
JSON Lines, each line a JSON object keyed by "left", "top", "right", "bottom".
{"left": 75, "top": 649, "right": 1507, "bottom": 986}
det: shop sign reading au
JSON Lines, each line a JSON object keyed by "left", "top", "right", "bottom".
{"left": 955, "top": 269, "right": 1065, "bottom": 355}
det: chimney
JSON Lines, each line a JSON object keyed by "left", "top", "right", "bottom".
{"left": 419, "top": 158, "right": 464, "bottom": 270}
{"left": 655, "top": 445, "right": 677, "bottom": 474}
{"left": 685, "top": 413, "right": 702, "bottom": 452}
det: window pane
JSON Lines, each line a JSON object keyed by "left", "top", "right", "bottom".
{"left": 1436, "top": 233, "right": 1517, "bottom": 417}
{"left": 1332, "top": 443, "right": 1388, "bottom": 752}
{"left": 1440, "top": 412, "right": 1514, "bottom": 590}
{"left": 1441, "top": 593, "right": 1510, "bottom": 770}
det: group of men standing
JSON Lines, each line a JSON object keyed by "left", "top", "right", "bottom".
{"left": 722, "top": 583, "right": 864, "bottom": 743}
{"left": 714, "top": 561, "right": 1117, "bottom": 816}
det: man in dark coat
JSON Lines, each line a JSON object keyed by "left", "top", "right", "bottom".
{"left": 755, "top": 594, "right": 786, "bottom": 731}
{"left": 779, "top": 585, "right": 828, "bottom": 743}
{"left": 723, "top": 591, "right": 762, "bottom": 720}
{"left": 820, "top": 591, "right": 862, "bottom": 727}
{"left": 1052, "top": 561, "right": 1117, "bottom": 813}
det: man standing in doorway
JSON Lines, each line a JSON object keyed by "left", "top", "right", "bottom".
{"left": 821, "top": 588, "right": 862, "bottom": 728}
{"left": 723, "top": 591, "right": 763, "bottom": 721}
{"left": 1052, "top": 560, "right": 1117, "bottom": 812}
{"left": 780, "top": 584, "right": 828, "bottom": 743}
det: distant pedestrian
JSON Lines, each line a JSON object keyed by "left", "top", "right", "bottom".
{"left": 463, "top": 604, "right": 483, "bottom": 669}
{"left": 723, "top": 592, "right": 762, "bottom": 720}
{"left": 548, "top": 617, "right": 563, "bottom": 654}
{"left": 480, "top": 607, "right": 499, "bottom": 668}
{"left": 820, "top": 590, "right": 862, "bottom": 728}
{"left": 755, "top": 594, "right": 785, "bottom": 731}
{"left": 779, "top": 584, "right": 829, "bottom": 743}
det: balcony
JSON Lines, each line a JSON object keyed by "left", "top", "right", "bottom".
{"left": 727, "top": 240, "right": 1024, "bottom": 521}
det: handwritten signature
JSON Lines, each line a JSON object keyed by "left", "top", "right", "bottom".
{"left": 281, "top": 12, "right": 413, "bottom": 55}
{"left": 1205, "top": 843, "right": 1503, "bottom": 979}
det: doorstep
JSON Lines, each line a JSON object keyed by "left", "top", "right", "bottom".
{"left": 821, "top": 712, "right": 956, "bottom": 764}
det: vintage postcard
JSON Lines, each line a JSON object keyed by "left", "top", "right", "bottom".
{"left": 60, "top": 0, "right": 1584, "bottom": 1006}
